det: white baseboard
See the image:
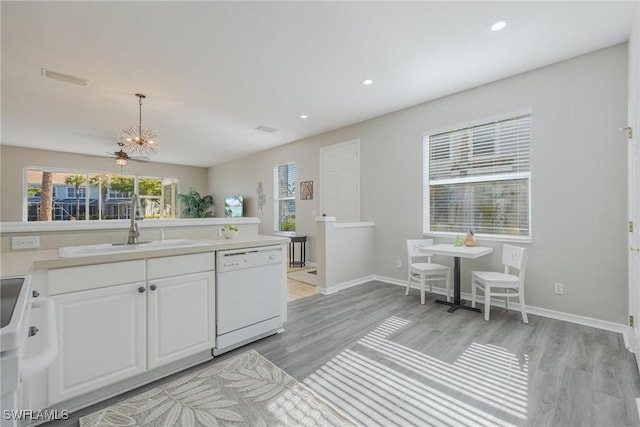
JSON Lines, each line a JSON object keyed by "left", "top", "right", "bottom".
{"left": 319, "top": 275, "right": 377, "bottom": 295}
{"left": 631, "top": 328, "right": 640, "bottom": 359}
{"left": 525, "top": 305, "right": 631, "bottom": 346}
{"left": 372, "top": 275, "right": 631, "bottom": 344}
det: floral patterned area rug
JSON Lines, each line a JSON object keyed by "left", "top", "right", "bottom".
{"left": 79, "top": 350, "right": 356, "bottom": 427}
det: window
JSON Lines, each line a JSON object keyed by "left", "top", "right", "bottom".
{"left": 24, "top": 167, "right": 179, "bottom": 222}
{"left": 423, "top": 113, "right": 531, "bottom": 238}
{"left": 66, "top": 187, "right": 87, "bottom": 198}
{"left": 107, "top": 189, "right": 129, "bottom": 199}
{"left": 274, "top": 162, "right": 296, "bottom": 232}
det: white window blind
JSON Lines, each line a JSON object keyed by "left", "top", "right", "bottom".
{"left": 423, "top": 113, "right": 531, "bottom": 238}
{"left": 274, "top": 162, "right": 296, "bottom": 232}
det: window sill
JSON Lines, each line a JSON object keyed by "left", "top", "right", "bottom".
{"left": 422, "top": 232, "right": 532, "bottom": 244}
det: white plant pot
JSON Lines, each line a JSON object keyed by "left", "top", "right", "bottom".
{"left": 222, "top": 229, "right": 239, "bottom": 239}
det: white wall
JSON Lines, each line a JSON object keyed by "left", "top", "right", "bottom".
{"left": 208, "top": 138, "right": 324, "bottom": 259}
{"left": 209, "top": 44, "right": 628, "bottom": 323}
{"left": 316, "top": 218, "right": 375, "bottom": 294}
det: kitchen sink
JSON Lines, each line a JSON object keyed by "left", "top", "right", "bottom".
{"left": 58, "top": 239, "right": 209, "bottom": 258}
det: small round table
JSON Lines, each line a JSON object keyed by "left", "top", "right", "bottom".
{"left": 289, "top": 236, "right": 307, "bottom": 267}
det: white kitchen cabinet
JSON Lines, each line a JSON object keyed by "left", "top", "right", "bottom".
{"left": 48, "top": 282, "right": 146, "bottom": 404}
{"left": 46, "top": 253, "right": 215, "bottom": 405}
{"left": 147, "top": 271, "right": 214, "bottom": 369}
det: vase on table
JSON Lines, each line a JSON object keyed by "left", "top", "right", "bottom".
{"left": 464, "top": 229, "right": 476, "bottom": 247}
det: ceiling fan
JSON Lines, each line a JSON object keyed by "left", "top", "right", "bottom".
{"left": 112, "top": 142, "right": 150, "bottom": 163}
{"left": 86, "top": 142, "right": 150, "bottom": 168}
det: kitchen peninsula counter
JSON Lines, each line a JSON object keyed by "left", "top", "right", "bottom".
{"left": 32, "top": 235, "right": 289, "bottom": 270}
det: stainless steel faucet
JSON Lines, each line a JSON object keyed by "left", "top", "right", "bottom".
{"left": 127, "top": 194, "right": 144, "bottom": 244}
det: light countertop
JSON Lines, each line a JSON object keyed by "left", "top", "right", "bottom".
{"left": 32, "top": 235, "right": 289, "bottom": 270}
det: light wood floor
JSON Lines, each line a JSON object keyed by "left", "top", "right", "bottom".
{"left": 287, "top": 264, "right": 317, "bottom": 301}
{"left": 45, "top": 281, "right": 640, "bottom": 427}
{"left": 287, "top": 278, "right": 317, "bottom": 301}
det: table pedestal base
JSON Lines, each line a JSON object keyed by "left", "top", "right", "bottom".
{"left": 434, "top": 299, "right": 481, "bottom": 313}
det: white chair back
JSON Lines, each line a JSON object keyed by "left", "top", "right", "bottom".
{"left": 502, "top": 244, "right": 526, "bottom": 271}
{"left": 407, "top": 239, "right": 435, "bottom": 259}
{"left": 502, "top": 245, "right": 527, "bottom": 286}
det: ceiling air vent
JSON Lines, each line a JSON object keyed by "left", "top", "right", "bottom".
{"left": 256, "top": 125, "right": 278, "bottom": 133}
{"left": 42, "top": 68, "right": 89, "bottom": 87}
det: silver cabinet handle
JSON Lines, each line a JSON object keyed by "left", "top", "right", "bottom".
{"left": 150, "top": 284, "right": 157, "bottom": 291}
{"left": 138, "top": 286, "right": 146, "bottom": 293}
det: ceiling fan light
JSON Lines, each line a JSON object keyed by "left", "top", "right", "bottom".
{"left": 115, "top": 157, "right": 128, "bottom": 167}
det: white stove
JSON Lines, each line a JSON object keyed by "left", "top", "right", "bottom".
{"left": 1, "top": 276, "right": 58, "bottom": 427}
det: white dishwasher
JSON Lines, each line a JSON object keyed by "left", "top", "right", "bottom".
{"left": 215, "top": 246, "right": 283, "bottom": 355}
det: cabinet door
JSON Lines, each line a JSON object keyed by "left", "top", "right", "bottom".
{"left": 147, "top": 271, "right": 214, "bottom": 369}
{"left": 49, "top": 282, "right": 146, "bottom": 404}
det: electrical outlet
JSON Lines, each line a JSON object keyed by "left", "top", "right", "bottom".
{"left": 12, "top": 236, "right": 40, "bottom": 250}
{"left": 554, "top": 282, "right": 564, "bottom": 295}
{"left": 396, "top": 259, "right": 402, "bottom": 268}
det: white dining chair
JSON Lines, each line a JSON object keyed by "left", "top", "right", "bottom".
{"left": 471, "top": 244, "right": 528, "bottom": 323}
{"left": 406, "top": 239, "right": 451, "bottom": 304}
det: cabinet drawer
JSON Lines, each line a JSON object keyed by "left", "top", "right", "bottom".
{"left": 48, "top": 260, "right": 145, "bottom": 295}
{"left": 147, "top": 252, "right": 214, "bottom": 280}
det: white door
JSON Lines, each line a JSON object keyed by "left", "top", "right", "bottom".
{"left": 147, "top": 272, "right": 214, "bottom": 370}
{"left": 631, "top": 124, "right": 640, "bottom": 368}
{"left": 630, "top": 78, "right": 640, "bottom": 366}
{"left": 49, "top": 282, "right": 146, "bottom": 404}
{"left": 320, "top": 139, "right": 360, "bottom": 221}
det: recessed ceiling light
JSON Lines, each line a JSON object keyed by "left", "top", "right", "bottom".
{"left": 490, "top": 20, "right": 508, "bottom": 32}
{"left": 362, "top": 79, "right": 374, "bottom": 85}
{"left": 300, "top": 115, "right": 308, "bottom": 119}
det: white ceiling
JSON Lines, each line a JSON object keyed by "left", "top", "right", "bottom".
{"left": 1, "top": 1, "right": 636, "bottom": 167}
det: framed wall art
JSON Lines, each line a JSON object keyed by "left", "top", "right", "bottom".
{"left": 300, "top": 180, "right": 313, "bottom": 200}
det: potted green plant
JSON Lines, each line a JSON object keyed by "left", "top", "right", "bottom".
{"left": 177, "top": 188, "right": 215, "bottom": 218}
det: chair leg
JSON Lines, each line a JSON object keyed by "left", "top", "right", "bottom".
{"left": 519, "top": 288, "right": 529, "bottom": 324}
{"left": 405, "top": 271, "right": 411, "bottom": 295}
{"left": 471, "top": 280, "right": 477, "bottom": 308}
{"left": 505, "top": 288, "right": 510, "bottom": 311}
{"left": 420, "top": 277, "right": 425, "bottom": 305}
{"left": 446, "top": 275, "right": 451, "bottom": 302}
{"left": 484, "top": 286, "right": 491, "bottom": 321}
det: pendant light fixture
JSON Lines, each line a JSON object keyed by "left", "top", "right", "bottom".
{"left": 118, "top": 93, "right": 158, "bottom": 157}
